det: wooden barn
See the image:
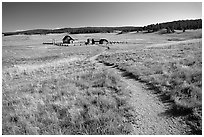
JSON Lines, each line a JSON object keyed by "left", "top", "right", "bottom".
{"left": 62, "top": 35, "right": 74, "bottom": 44}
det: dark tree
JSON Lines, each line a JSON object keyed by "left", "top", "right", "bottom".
{"left": 183, "top": 27, "right": 186, "bottom": 32}
{"left": 170, "top": 26, "right": 175, "bottom": 33}
{"left": 166, "top": 27, "right": 171, "bottom": 33}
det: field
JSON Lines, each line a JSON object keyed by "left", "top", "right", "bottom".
{"left": 2, "top": 29, "right": 202, "bottom": 135}
{"left": 97, "top": 31, "right": 202, "bottom": 134}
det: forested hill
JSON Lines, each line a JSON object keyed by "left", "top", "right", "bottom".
{"left": 2, "top": 27, "right": 141, "bottom": 36}
{"left": 143, "top": 19, "right": 202, "bottom": 33}
{"left": 3, "top": 19, "right": 202, "bottom": 36}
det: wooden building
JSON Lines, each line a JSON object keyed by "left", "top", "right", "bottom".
{"left": 62, "top": 35, "right": 74, "bottom": 44}
{"left": 85, "top": 38, "right": 108, "bottom": 45}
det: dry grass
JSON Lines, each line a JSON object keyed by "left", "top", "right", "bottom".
{"left": 2, "top": 30, "right": 202, "bottom": 135}
{"left": 2, "top": 57, "right": 135, "bottom": 135}
{"left": 97, "top": 39, "right": 202, "bottom": 134}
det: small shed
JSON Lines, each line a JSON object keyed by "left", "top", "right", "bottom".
{"left": 86, "top": 38, "right": 108, "bottom": 45}
{"left": 93, "top": 38, "right": 100, "bottom": 44}
{"left": 85, "top": 38, "right": 92, "bottom": 45}
{"left": 99, "top": 39, "right": 108, "bottom": 44}
{"left": 62, "top": 35, "right": 74, "bottom": 44}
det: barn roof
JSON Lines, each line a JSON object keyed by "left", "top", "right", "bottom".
{"left": 62, "top": 35, "right": 74, "bottom": 41}
{"left": 100, "top": 38, "right": 108, "bottom": 41}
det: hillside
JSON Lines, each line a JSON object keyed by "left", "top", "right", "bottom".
{"left": 2, "top": 26, "right": 141, "bottom": 36}
{"left": 3, "top": 19, "right": 201, "bottom": 36}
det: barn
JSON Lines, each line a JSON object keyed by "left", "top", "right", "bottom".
{"left": 62, "top": 35, "right": 74, "bottom": 44}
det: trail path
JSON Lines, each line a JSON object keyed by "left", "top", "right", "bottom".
{"left": 89, "top": 52, "right": 190, "bottom": 135}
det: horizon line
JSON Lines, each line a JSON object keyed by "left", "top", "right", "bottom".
{"left": 3, "top": 18, "right": 202, "bottom": 33}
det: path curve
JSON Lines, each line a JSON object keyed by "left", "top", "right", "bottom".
{"left": 88, "top": 52, "right": 190, "bottom": 135}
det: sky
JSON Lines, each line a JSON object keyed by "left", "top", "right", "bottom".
{"left": 2, "top": 2, "right": 202, "bottom": 32}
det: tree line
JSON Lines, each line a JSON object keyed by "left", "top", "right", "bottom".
{"left": 143, "top": 19, "right": 202, "bottom": 33}
{"left": 3, "top": 19, "right": 202, "bottom": 36}
{"left": 3, "top": 27, "right": 141, "bottom": 36}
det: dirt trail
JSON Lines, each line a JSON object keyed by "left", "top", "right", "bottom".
{"left": 89, "top": 53, "right": 190, "bottom": 135}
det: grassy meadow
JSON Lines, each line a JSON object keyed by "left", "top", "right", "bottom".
{"left": 2, "top": 29, "right": 202, "bottom": 134}
{"left": 97, "top": 30, "right": 202, "bottom": 134}
{"left": 2, "top": 33, "right": 137, "bottom": 135}
{"left": 3, "top": 59, "right": 136, "bottom": 134}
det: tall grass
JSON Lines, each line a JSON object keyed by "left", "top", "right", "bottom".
{"left": 97, "top": 39, "right": 202, "bottom": 134}
{"left": 2, "top": 58, "right": 135, "bottom": 135}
